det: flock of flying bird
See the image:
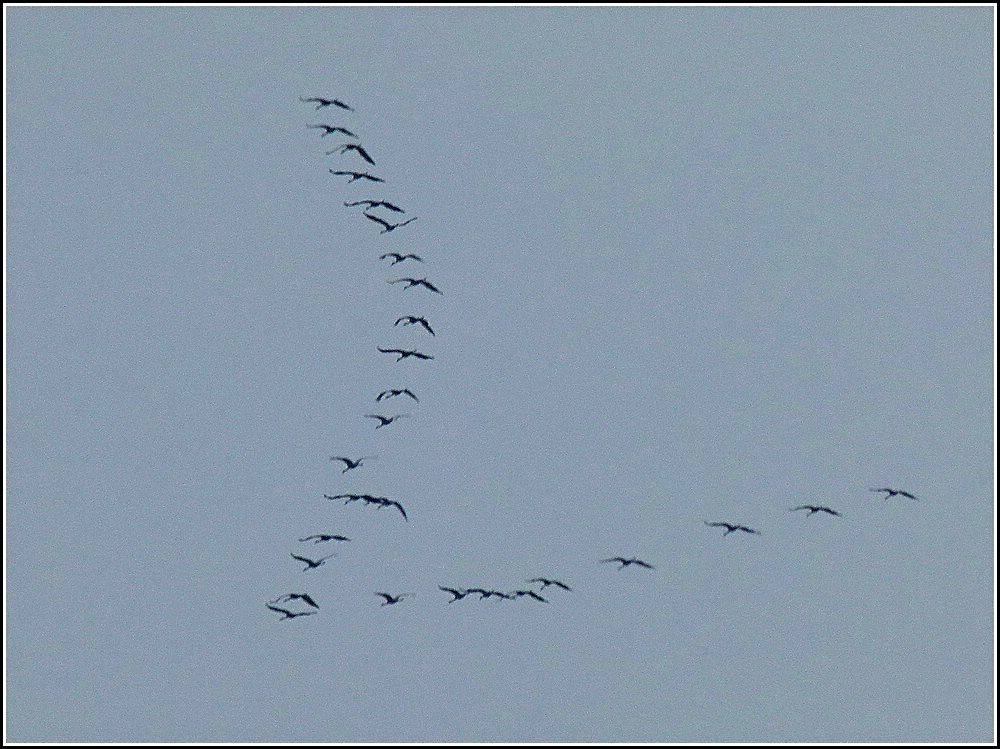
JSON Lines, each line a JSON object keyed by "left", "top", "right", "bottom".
{"left": 266, "top": 94, "right": 923, "bottom": 620}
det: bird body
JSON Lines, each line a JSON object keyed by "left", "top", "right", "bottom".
{"left": 704, "top": 521, "right": 760, "bottom": 536}
{"left": 379, "top": 252, "right": 423, "bottom": 265}
{"left": 395, "top": 316, "right": 435, "bottom": 335}
{"left": 439, "top": 586, "right": 468, "bottom": 602}
{"left": 290, "top": 553, "right": 336, "bottom": 571}
{"left": 330, "top": 455, "right": 376, "bottom": 472}
{"left": 266, "top": 603, "right": 317, "bottom": 619}
{"left": 272, "top": 592, "right": 320, "bottom": 609}
{"left": 377, "top": 347, "right": 434, "bottom": 362}
{"left": 600, "top": 557, "right": 655, "bottom": 569}
{"left": 388, "top": 277, "right": 442, "bottom": 294}
{"left": 349, "top": 200, "right": 406, "bottom": 213}
{"left": 528, "top": 577, "right": 572, "bottom": 591}
{"left": 299, "top": 534, "right": 351, "bottom": 544}
{"left": 365, "top": 213, "right": 418, "bottom": 234}
{"left": 790, "top": 505, "right": 841, "bottom": 517}
{"left": 307, "top": 124, "right": 357, "bottom": 137}
{"left": 376, "top": 592, "right": 412, "bottom": 606}
{"left": 376, "top": 388, "right": 419, "bottom": 403}
{"left": 870, "top": 487, "right": 919, "bottom": 501}
{"left": 300, "top": 96, "right": 353, "bottom": 111}
{"left": 364, "top": 413, "right": 411, "bottom": 428}
{"left": 330, "top": 170, "right": 384, "bottom": 183}
{"left": 329, "top": 143, "right": 375, "bottom": 165}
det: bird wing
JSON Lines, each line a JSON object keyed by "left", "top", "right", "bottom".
{"left": 364, "top": 213, "right": 392, "bottom": 230}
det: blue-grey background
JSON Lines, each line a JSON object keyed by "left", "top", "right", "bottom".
{"left": 5, "top": 6, "right": 994, "bottom": 742}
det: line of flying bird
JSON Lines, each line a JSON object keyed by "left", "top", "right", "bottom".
{"left": 267, "top": 94, "right": 923, "bottom": 621}
{"left": 268, "top": 94, "right": 441, "bottom": 619}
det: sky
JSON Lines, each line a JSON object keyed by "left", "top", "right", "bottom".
{"left": 4, "top": 5, "right": 996, "bottom": 743}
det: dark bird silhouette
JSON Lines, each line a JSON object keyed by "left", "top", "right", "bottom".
{"left": 298, "top": 534, "right": 351, "bottom": 544}
{"left": 364, "top": 413, "right": 411, "bottom": 428}
{"left": 790, "top": 505, "right": 842, "bottom": 517}
{"left": 266, "top": 603, "right": 317, "bottom": 620}
{"left": 376, "top": 388, "right": 419, "bottom": 403}
{"left": 348, "top": 200, "right": 406, "bottom": 213}
{"left": 512, "top": 589, "right": 549, "bottom": 603}
{"left": 439, "top": 586, "right": 468, "bottom": 602}
{"left": 387, "top": 277, "right": 442, "bottom": 294}
{"left": 364, "top": 213, "right": 418, "bottom": 234}
{"left": 395, "top": 315, "right": 435, "bottom": 336}
{"left": 328, "top": 143, "right": 375, "bottom": 165}
{"left": 330, "top": 455, "right": 375, "bottom": 473}
{"left": 704, "top": 521, "right": 760, "bottom": 536}
{"left": 290, "top": 553, "right": 336, "bottom": 571}
{"left": 527, "top": 577, "right": 572, "bottom": 592}
{"left": 307, "top": 124, "right": 357, "bottom": 137}
{"left": 600, "top": 557, "right": 655, "bottom": 570}
{"left": 870, "top": 487, "right": 919, "bottom": 501}
{"left": 379, "top": 252, "right": 423, "bottom": 265}
{"left": 371, "top": 497, "right": 408, "bottom": 521}
{"left": 272, "top": 592, "right": 320, "bottom": 609}
{"left": 324, "top": 493, "right": 366, "bottom": 503}
{"left": 300, "top": 96, "right": 353, "bottom": 111}
{"left": 375, "top": 592, "right": 412, "bottom": 606}
{"left": 330, "top": 170, "right": 384, "bottom": 183}
{"left": 377, "top": 347, "right": 434, "bottom": 361}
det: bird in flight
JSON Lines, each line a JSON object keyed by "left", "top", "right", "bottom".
{"left": 511, "top": 589, "right": 549, "bottom": 603}
{"left": 266, "top": 603, "right": 317, "bottom": 620}
{"left": 324, "top": 493, "right": 367, "bottom": 503}
{"left": 439, "top": 586, "right": 468, "bottom": 602}
{"left": 364, "top": 213, "right": 418, "bottom": 234}
{"left": 379, "top": 252, "right": 423, "bottom": 265}
{"left": 387, "top": 277, "right": 442, "bottom": 294}
{"left": 704, "top": 521, "right": 760, "bottom": 536}
{"left": 290, "top": 553, "right": 336, "bottom": 571}
{"left": 376, "top": 388, "right": 419, "bottom": 403}
{"left": 329, "top": 455, "right": 375, "bottom": 473}
{"left": 370, "top": 497, "right": 408, "bottom": 521}
{"left": 328, "top": 143, "right": 376, "bottom": 165}
{"left": 307, "top": 124, "right": 357, "bottom": 137}
{"left": 271, "top": 592, "right": 320, "bottom": 609}
{"left": 870, "top": 487, "right": 919, "bottom": 501}
{"left": 346, "top": 200, "right": 405, "bottom": 213}
{"left": 298, "top": 534, "right": 351, "bottom": 544}
{"left": 364, "top": 413, "right": 411, "bottom": 428}
{"left": 300, "top": 96, "right": 353, "bottom": 111}
{"left": 377, "top": 347, "right": 434, "bottom": 361}
{"left": 395, "top": 315, "right": 435, "bottom": 336}
{"left": 330, "top": 169, "right": 384, "bottom": 183}
{"left": 375, "top": 592, "right": 412, "bottom": 606}
{"left": 790, "top": 505, "right": 842, "bottom": 517}
{"left": 600, "top": 557, "right": 655, "bottom": 570}
{"left": 527, "top": 577, "right": 572, "bottom": 592}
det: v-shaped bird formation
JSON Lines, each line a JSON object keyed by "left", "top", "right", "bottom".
{"left": 266, "top": 94, "right": 925, "bottom": 620}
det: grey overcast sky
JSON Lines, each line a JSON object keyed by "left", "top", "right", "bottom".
{"left": 5, "top": 5, "right": 995, "bottom": 743}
